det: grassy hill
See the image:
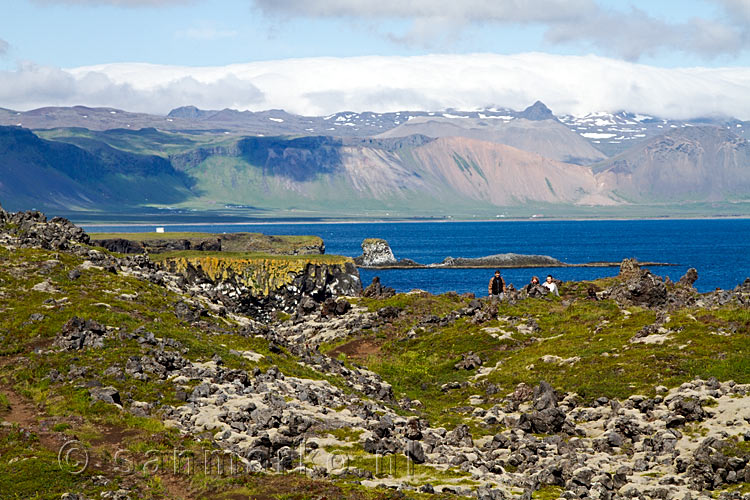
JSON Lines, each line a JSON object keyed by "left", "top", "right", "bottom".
{"left": 0, "top": 126, "right": 194, "bottom": 213}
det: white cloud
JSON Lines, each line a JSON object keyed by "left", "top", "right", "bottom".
{"left": 0, "top": 38, "right": 8, "bottom": 56}
{"left": 252, "top": 0, "right": 750, "bottom": 60}
{"left": 544, "top": 6, "right": 748, "bottom": 61}
{"left": 0, "top": 62, "right": 263, "bottom": 112}
{"left": 3, "top": 53, "right": 750, "bottom": 119}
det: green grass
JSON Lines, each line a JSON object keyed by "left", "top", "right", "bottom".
{"left": 0, "top": 427, "right": 106, "bottom": 499}
{"left": 325, "top": 428, "right": 365, "bottom": 442}
{"left": 202, "top": 474, "right": 467, "bottom": 500}
{"left": 321, "top": 444, "right": 471, "bottom": 483}
{"left": 533, "top": 485, "right": 564, "bottom": 499}
{"left": 720, "top": 435, "right": 750, "bottom": 458}
{"left": 0, "top": 393, "right": 10, "bottom": 413}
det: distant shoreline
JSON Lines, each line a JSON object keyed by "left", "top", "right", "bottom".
{"left": 81, "top": 215, "right": 750, "bottom": 229}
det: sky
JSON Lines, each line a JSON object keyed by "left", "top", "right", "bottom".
{"left": 1, "top": 0, "right": 750, "bottom": 118}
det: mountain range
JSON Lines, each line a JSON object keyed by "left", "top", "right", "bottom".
{"left": 0, "top": 101, "right": 749, "bottom": 220}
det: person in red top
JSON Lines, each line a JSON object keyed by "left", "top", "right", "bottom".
{"left": 488, "top": 270, "right": 505, "bottom": 300}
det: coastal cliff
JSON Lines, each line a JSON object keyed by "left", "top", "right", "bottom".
{"left": 91, "top": 232, "right": 325, "bottom": 255}
{"left": 154, "top": 252, "right": 361, "bottom": 316}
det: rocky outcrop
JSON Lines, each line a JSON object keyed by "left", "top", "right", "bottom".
{"left": 56, "top": 317, "right": 108, "bottom": 350}
{"left": 156, "top": 255, "right": 362, "bottom": 318}
{"left": 354, "top": 238, "right": 397, "bottom": 267}
{"left": 0, "top": 209, "right": 355, "bottom": 321}
{"left": 605, "top": 260, "right": 713, "bottom": 310}
{"left": 91, "top": 232, "right": 324, "bottom": 256}
{"left": 606, "top": 259, "right": 669, "bottom": 308}
{"left": 93, "top": 237, "right": 221, "bottom": 254}
{"left": 0, "top": 210, "right": 90, "bottom": 250}
{"left": 362, "top": 276, "right": 396, "bottom": 299}
{"left": 93, "top": 238, "right": 147, "bottom": 254}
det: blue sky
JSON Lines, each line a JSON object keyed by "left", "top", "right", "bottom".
{"left": 1, "top": 0, "right": 748, "bottom": 69}
{"left": 1, "top": 0, "right": 750, "bottom": 117}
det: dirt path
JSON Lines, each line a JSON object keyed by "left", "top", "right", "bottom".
{"left": 0, "top": 384, "right": 195, "bottom": 499}
{"left": 328, "top": 337, "right": 382, "bottom": 360}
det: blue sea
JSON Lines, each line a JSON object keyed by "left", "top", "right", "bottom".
{"left": 83, "top": 220, "right": 750, "bottom": 295}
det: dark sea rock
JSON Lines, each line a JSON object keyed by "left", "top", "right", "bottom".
{"left": 433, "top": 253, "right": 564, "bottom": 268}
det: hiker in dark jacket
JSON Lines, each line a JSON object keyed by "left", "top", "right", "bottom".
{"left": 488, "top": 270, "right": 505, "bottom": 299}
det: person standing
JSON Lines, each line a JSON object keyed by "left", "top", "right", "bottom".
{"left": 488, "top": 270, "right": 506, "bottom": 300}
{"left": 542, "top": 275, "right": 559, "bottom": 296}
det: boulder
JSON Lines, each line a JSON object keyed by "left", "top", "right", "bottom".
{"left": 669, "top": 396, "right": 706, "bottom": 422}
{"left": 405, "top": 440, "right": 426, "bottom": 464}
{"left": 354, "top": 238, "right": 397, "bottom": 267}
{"left": 405, "top": 418, "right": 423, "bottom": 441}
{"left": 89, "top": 386, "right": 121, "bottom": 406}
{"left": 362, "top": 276, "right": 396, "bottom": 299}
{"left": 445, "top": 424, "right": 474, "bottom": 447}
{"left": 56, "top": 317, "right": 107, "bottom": 350}
{"left": 377, "top": 305, "right": 401, "bottom": 320}
{"left": 608, "top": 260, "right": 668, "bottom": 308}
{"left": 679, "top": 268, "right": 699, "bottom": 287}
{"left": 454, "top": 351, "right": 483, "bottom": 370}
{"left": 618, "top": 258, "right": 642, "bottom": 280}
{"left": 517, "top": 407, "right": 567, "bottom": 434}
{"left": 174, "top": 300, "right": 206, "bottom": 322}
{"left": 533, "top": 381, "right": 558, "bottom": 411}
{"left": 92, "top": 238, "right": 145, "bottom": 254}
{"left": 320, "top": 298, "right": 352, "bottom": 318}
{"left": 524, "top": 284, "right": 548, "bottom": 298}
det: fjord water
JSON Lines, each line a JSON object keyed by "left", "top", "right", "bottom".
{"left": 85, "top": 219, "right": 750, "bottom": 295}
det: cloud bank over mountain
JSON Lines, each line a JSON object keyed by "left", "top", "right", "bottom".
{"left": 3, "top": 53, "right": 750, "bottom": 119}
{"left": 253, "top": 0, "right": 750, "bottom": 60}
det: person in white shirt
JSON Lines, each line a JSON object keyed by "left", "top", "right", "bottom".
{"left": 542, "top": 275, "right": 559, "bottom": 296}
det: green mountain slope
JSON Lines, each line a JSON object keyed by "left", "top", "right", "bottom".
{"left": 6, "top": 124, "right": 750, "bottom": 219}
{"left": 0, "top": 126, "right": 194, "bottom": 212}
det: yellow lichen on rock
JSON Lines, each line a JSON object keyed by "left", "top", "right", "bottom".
{"left": 159, "top": 254, "right": 353, "bottom": 296}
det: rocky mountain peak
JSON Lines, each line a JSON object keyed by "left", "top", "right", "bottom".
{"left": 167, "top": 105, "right": 214, "bottom": 119}
{"left": 519, "top": 100, "right": 555, "bottom": 121}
